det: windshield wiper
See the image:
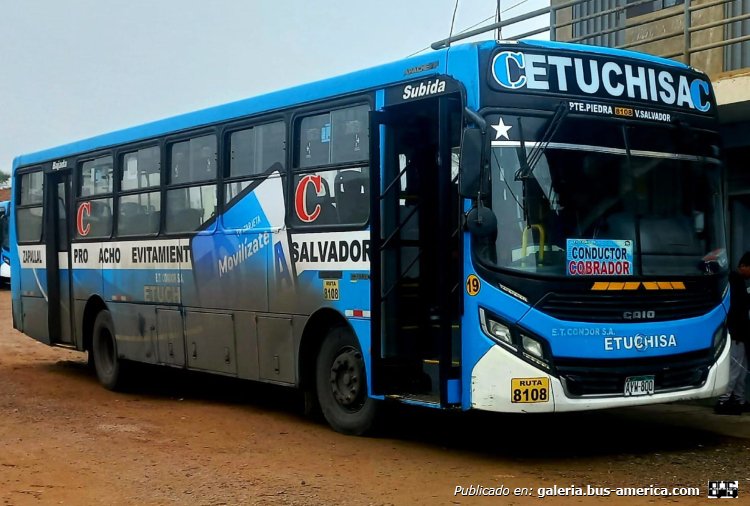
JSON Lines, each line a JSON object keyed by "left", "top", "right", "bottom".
{"left": 515, "top": 102, "right": 569, "bottom": 181}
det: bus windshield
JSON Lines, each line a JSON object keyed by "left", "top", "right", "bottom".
{"left": 480, "top": 124, "right": 726, "bottom": 277}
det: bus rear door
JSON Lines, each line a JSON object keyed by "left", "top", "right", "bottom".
{"left": 45, "top": 169, "right": 75, "bottom": 345}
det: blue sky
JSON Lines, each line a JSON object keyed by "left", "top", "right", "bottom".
{"left": 0, "top": 0, "right": 549, "bottom": 175}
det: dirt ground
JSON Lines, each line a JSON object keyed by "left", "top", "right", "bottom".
{"left": 1, "top": 291, "right": 750, "bottom": 505}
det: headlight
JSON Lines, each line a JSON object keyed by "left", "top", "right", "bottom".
{"left": 521, "top": 335, "right": 552, "bottom": 371}
{"left": 522, "top": 335, "right": 544, "bottom": 359}
{"left": 479, "top": 308, "right": 514, "bottom": 347}
{"left": 479, "top": 307, "right": 553, "bottom": 372}
{"left": 2, "top": 256, "right": 9, "bottom": 265}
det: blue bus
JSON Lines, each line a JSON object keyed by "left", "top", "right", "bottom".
{"left": 11, "top": 39, "right": 729, "bottom": 434}
{"left": 0, "top": 200, "right": 10, "bottom": 285}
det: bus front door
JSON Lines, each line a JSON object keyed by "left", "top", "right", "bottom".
{"left": 370, "top": 85, "right": 462, "bottom": 406}
{"left": 45, "top": 171, "right": 74, "bottom": 345}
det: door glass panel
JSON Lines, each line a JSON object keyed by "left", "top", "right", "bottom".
{"left": 57, "top": 182, "right": 68, "bottom": 251}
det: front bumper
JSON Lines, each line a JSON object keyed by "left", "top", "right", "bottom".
{"left": 470, "top": 336, "right": 730, "bottom": 413}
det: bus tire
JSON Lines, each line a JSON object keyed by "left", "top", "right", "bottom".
{"left": 315, "top": 325, "right": 378, "bottom": 435}
{"left": 92, "top": 310, "right": 128, "bottom": 391}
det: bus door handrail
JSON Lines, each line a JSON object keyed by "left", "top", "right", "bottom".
{"left": 521, "top": 224, "right": 546, "bottom": 263}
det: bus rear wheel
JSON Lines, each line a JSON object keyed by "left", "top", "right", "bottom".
{"left": 92, "top": 310, "right": 128, "bottom": 391}
{"left": 315, "top": 326, "right": 378, "bottom": 435}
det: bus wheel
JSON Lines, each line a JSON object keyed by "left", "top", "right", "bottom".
{"left": 92, "top": 310, "right": 128, "bottom": 391}
{"left": 315, "top": 326, "right": 378, "bottom": 435}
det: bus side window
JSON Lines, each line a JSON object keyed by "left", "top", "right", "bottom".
{"left": 171, "top": 142, "right": 189, "bottom": 185}
{"left": 76, "top": 156, "right": 114, "bottom": 239}
{"left": 118, "top": 146, "right": 162, "bottom": 237}
{"left": 292, "top": 105, "right": 370, "bottom": 229}
{"left": 121, "top": 146, "right": 160, "bottom": 192}
{"left": 118, "top": 192, "right": 160, "bottom": 237}
{"left": 17, "top": 171, "right": 44, "bottom": 243}
{"left": 74, "top": 198, "right": 113, "bottom": 239}
{"left": 224, "top": 120, "right": 286, "bottom": 208}
{"left": 291, "top": 168, "right": 369, "bottom": 228}
{"left": 80, "top": 156, "right": 113, "bottom": 196}
{"left": 165, "top": 185, "right": 216, "bottom": 234}
{"left": 293, "top": 173, "right": 336, "bottom": 225}
{"left": 335, "top": 169, "right": 369, "bottom": 224}
{"left": 330, "top": 105, "right": 369, "bottom": 164}
{"left": 169, "top": 136, "right": 217, "bottom": 186}
{"left": 166, "top": 134, "right": 218, "bottom": 234}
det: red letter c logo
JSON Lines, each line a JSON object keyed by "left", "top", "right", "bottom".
{"left": 77, "top": 201, "right": 91, "bottom": 237}
{"left": 294, "top": 175, "right": 323, "bottom": 223}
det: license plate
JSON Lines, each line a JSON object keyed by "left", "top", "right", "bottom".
{"left": 511, "top": 377, "right": 550, "bottom": 403}
{"left": 624, "top": 375, "right": 655, "bottom": 396}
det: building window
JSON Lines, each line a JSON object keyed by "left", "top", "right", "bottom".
{"left": 627, "top": 0, "right": 684, "bottom": 19}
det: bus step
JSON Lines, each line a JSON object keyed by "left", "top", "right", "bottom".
{"left": 422, "top": 358, "right": 461, "bottom": 367}
{"left": 385, "top": 393, "right": 440, "bottom": 408}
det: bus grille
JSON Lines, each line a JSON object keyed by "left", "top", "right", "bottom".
{"left": 536, "top": 291, "right": 718, "bottom": 323}
{"left": 555, "top": 350, "right": 713, "bottom": 397}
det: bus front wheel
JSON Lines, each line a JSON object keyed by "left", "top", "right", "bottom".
{"left": 315, "top": 326, "right": 378, "bottom": 435}
{"left": 92, "top": 310, "right": 128, "bottom": 391}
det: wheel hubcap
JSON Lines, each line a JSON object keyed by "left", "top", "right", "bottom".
{"left": 329, "top": 347, "right": 364, "bottom": 411}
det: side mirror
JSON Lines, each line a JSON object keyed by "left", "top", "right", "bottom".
{"left": 459, "top": 128, "right": 483, "bottom": 198}
{"left": 465, "top": 206, "right": 497, "bottom": 239}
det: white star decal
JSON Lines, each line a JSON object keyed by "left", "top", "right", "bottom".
{"left": 492, "top": 118, "right": 512, "bottom": 140}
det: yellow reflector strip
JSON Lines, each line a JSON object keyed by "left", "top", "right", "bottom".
{"left": 591, "top": 281, "right": 686, "bottom": 291}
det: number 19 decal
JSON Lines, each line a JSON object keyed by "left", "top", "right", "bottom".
{"left": 466, "top": 274, "right": 481, "bottom": 296}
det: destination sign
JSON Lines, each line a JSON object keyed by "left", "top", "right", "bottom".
{"left": 488, "top": 49, "right": 713, "bottom": 113}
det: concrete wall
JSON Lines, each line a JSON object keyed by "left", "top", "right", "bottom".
{"left": 553, "top": 0, "right": 574, "bottom": 41}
